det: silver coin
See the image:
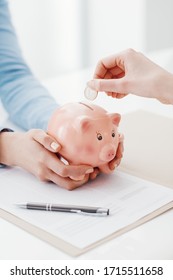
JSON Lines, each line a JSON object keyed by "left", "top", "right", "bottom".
{"left": 84, "top": 87, "right": 98, "bottom": 101}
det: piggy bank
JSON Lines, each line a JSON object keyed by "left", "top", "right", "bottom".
{"left": 48, "top": 102, "right": 123, "bottom": 180}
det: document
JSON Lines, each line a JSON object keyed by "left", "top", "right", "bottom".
{"left": 0, "top": 167, "right": 173, "bottom": 256}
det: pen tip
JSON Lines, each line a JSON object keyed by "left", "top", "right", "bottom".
{"left": 15, "top": 203, "right": 26, "bottom": 209}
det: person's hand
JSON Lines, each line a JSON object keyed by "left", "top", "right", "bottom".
{"left": 89, "top": 134, "right": 124, "bottom": 179}
{"left": 0, "top": 129, "right": 94, "bottom": 190}
{"left": 87, "top": 48, "right": 173, "bottom": 104}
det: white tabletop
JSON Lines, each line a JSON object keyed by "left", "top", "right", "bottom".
{"left": 0, "top": 61, "right": 173, "bottom": 260}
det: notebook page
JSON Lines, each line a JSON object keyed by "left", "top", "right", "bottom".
{"left": 0, "top": 167, "right": 173, "bottom": 249}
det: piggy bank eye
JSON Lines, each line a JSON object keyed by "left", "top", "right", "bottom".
{"left": 112, "top": 131, "right": 115, "bottom": 137}
{"left": 97, "top": 133, "right": 102, "bottom": 141}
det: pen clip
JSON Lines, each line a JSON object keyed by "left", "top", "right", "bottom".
{"left": 71, "top": 209, "right": 108, "bottom": 217}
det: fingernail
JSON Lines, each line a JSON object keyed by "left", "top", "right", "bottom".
{"left": 50, "top": 142, "right": 59, "bottom": 151}
{"left": 85, "top": 168, "right": 94, "bottom": 174}
{"left": 111, "top": 163, "right": 118, "bottom": 170}
{"left": 87, "top": 80, "right": 95, "bottom": 89}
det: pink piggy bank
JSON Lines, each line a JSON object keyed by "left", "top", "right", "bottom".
{"left": 48, "top": 102, "right": 123, "bottom": 180}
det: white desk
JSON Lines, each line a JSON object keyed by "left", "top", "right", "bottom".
{"left": 0, "top": 63, "right": 173, "bottom": 260}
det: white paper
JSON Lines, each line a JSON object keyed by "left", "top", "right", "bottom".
{"left": 0, "top": 167, "right": 173, "bottom": 249}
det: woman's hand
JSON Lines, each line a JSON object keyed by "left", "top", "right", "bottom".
{"left": 87, "top": 48, "right": 173, "bottom": 104}
{"left": 89, "top": 135, "right": 124, "bottom": 179}
{"left": 0, "top": 129, "right": 94, "bottom": 190}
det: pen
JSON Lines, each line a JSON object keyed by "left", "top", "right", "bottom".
{"left": 16, "top": 202, "right": 109, "bottom": 216}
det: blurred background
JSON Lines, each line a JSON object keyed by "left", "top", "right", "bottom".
{"left": 9, "top": 0, "right": 173, "bottom": 80}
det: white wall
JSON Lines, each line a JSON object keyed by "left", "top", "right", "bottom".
{"left": 145, "top": 0, "right": 173, "bottom": 52}
{"left": 9, "top": 0, "right": 84, "bottom": 79}
{"left": 9, "top": 0, "right": 173, "bottom": 80}
{"left": 86, "top": 0, "right": 146, "bottom": 66}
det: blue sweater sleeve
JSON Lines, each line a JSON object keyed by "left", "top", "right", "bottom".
{"left": 0, "top": 0, "right": 58, "bottom": 130}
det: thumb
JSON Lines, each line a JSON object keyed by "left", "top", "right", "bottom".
{"left": 32, "top": 129, "right": 61, "bottom": 153}
{"left": 87, "top": 78, "right": 126, "bottom": 94}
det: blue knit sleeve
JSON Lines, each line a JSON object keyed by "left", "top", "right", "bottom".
{"left": 0, "top": 0, "right": 58, "bottom": 130}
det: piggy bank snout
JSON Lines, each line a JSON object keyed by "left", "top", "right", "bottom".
{"left": 99, "top": 144, "right": 116, "bottom": 162}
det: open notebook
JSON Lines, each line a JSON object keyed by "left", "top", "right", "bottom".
{"left": 0, "top": 167, "right": 173, "bottom": 257}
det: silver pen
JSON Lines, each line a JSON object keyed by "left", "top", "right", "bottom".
{"left": 16, "top": 202, "right": 109, "bottom": 216}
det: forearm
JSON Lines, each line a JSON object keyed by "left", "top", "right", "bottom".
{"left": 156, "top": 71, "right": 173, "bottom": 105}
{"left": 0, "top": 131, "right": 18, "bottom": 165}
{"left": 0, "top": 0, "right": 58, "bottom": 130}
{"left": 1, "top": 74, "right": 58, "bottom": 130}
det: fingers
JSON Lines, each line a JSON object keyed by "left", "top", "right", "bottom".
{"left": 93, "top": 51, "right": 128, "bottom": 79}
{"left": 45, "top": 153, "right": 94, "bottom": 179}
{"left": 111, "top": 93, "right": 128, "bottom": 99}
{"left": 108, "top": 140, "right": 124, "bottom": 170}
{"left": 27, "top": 129, "right": 95, "bottom": 189}
{"left": 31, "top": 129, "right": 61, "bottom": 152}
{"left": 47, "top": 170, "right": 90, "bottom": 191}
{"left": 94, "top": 54, "right": 123, "bottom": 77}
{"left": 115, "top": 141, "right": 124, "bottom": 162}
{"left": 48, "top": 166, "right": 100, "bottom": 190}
{"left": 64, "top": 164, "right": 94, "bottom": 178}
{"left": 118, "top": 133, "right": 124, "bottom": 142}
{"left": 87, "top": 49, "right": 138, "bottom": 97}
{"left": 35, "top": 151, "right": 93, "bottom": 190}
{"left": 99, "top": 164, "right": 113, "bottom": 174}
{"left": 87, "top": 78, "right": 127, "bottom": 94}
{"left": 89, "top": 167, "right": 100, "bottom": 180}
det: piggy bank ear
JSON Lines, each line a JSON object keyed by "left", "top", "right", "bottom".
{"left": 74, "top": 116, "right": 92, "bottom": 132}
{"left": 109, "top": 113, "right": 121, "bottom": 126}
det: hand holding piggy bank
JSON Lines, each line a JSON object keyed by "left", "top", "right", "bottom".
{"left": 48, "top": 102, "right": 123, "bottom": 180}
